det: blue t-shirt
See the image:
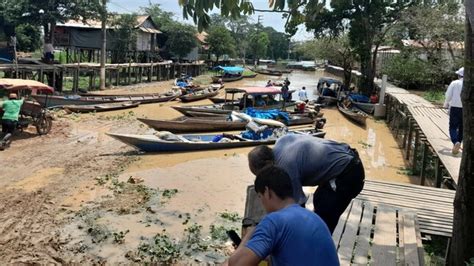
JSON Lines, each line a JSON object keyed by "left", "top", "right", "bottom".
{"left": 273, "top": 135, "right": 354, "bottom": 204}
{"left": 246, "top": 204, "right": 339, "bottom": 266}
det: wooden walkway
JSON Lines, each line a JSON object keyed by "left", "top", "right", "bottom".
{"left": 244, "top": 179, "right": 454, "bottom": 265}
{"left": 333, "top": 199, "right": 425, "bottom": 265}
{"left": 356, "top": 180, "right": 454, "bottom": 237}
{"left": 376, "top": 79, "right": 462, "bottom": 185}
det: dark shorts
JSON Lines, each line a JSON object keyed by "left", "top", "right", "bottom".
{"left": 1, "top": 119, "right": 17, "bottom": 134}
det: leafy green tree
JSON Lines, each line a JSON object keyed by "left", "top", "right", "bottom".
{"left": 248, "top": 31, "right": 270, "bottom": 61}
{"left": 206, "top": 25, "right": 235, "bottom": 63}
{"left": 2, "top": 0, "right": 102, "bottom": 44}
{"left": 164, "top": 23, "right": 198, "bottom": 61}
{"left": 262, "top": 26, "right": 289, "bottom": 60}
{"left": 110, "top": 14, "right": 137, "bottom": 63}
{"left": 297, "top": 36, "right": 355, "bottom": 87}
{"left": 15, "top": 24, "right": 41, "bottom": 52}
{"left": 143, "top": 3, "right": 197, "bottom": 61}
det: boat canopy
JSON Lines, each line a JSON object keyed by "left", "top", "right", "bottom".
{"left": 214, "top": 66, "right": 244, "bottom": 74}
{"left": 225, "top": 86, "right": 282, "bottom": 95}
{"left": 317, "top": 77, "right": 342, "bottom": 86}
{"left": 0, "top": 78, "right": 54, "bottom": 94}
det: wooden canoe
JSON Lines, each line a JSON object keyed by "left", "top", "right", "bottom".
{"left": 172, "top": 101, "right": 296, "bottom": 116}
{"left": 179, "top": 88, "right": 220, "bottom": 103}
{"left": 107, "top": 129, "right": 326, "bottom": 152}
{"left": 63, "top": 101, "right": 140, "bottom": 113}
{"left": 32, "top": 92, "right": 179, "bottom": 107}
{"left": 243, "top": 73, "right": 258, "bottom": 78}
{"left": 211, "top": 75, "right": 243, "bottom": 83}
{"left": 337, "top": 101, "right": 368, "bottom": 126}
{"left": 351, "top": 101, "right": 375, "bottom": 114}
{"left": 138, "top": 114, "right": 316, "bottom": 133}
{"left": 249, "top": 68, "right": 283, "bottom": 77}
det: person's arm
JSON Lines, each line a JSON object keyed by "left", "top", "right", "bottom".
{"left": 444, "top": 82, "right": 454, "bottom": 108}
{"left": 225, "top": 218, "right": 276, "bottom": 266}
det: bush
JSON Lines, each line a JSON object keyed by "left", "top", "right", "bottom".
{"left": 15, "top": 24, "right": 41, "bottom": 52}
{"left": 382, "top": 52, "right": 455, "bottom": 90}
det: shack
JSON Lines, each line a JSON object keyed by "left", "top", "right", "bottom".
{"left": 54, "top": 15, "right": 161, "bottom": 63}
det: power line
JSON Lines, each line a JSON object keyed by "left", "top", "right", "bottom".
{"left": 108, "top": 1, "right": 135, "bottom": 13}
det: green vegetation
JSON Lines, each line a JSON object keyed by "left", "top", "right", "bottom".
{"left": 219, "top": 211, "right": 240, "bottom": 222}
{"left": 423, "top": 90, "right": 445, "bottom": 105}
{"left": 136, "top": 231, "right": 181, "bottom": 263}
{"left": 206, "top": 26, "right": 236, "bottom": 62}
{"left": 113, "top": 230, "right": 130, "bottom": 244}
{"left": 161, "top": 188, "right": 178, "bottom": 199}
{"left": 210, "top": 224, "right": 237, "bottom": 241}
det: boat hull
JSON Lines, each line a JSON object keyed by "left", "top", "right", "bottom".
{"left": 179, "top": 90, "right": 220, "bottom": 103}
{"left": 337, "top": 102, "right": 368, "bottom": 125}
{"left": 138, "top": 115, "right": 316, "bottom": 133}
{"left": 352, "top": 101, "right": 375, "bottom": 114}
{"left": 64, "top": 101, "right": 140, "bottom": 113}
{"left": 211, "top": 75, "right": 243, "bottom": 83}
{"left": 107, "top": 130, "right": 326, "bottom": 152}
{"left": 32, "top": 93, "right": 178, "bottom": 107}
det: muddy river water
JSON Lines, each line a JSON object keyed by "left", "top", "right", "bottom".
{"left": 55, "top": 70, "right": 417, "bottom": 263}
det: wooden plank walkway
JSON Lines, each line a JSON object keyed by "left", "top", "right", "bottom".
{"left": 376, "top": 79, "right": 462, "bottom": 184}
{"left": 356, "top": 180, "right": 454, "bottom": 237}
{"left": 333, "top": 199, "right": 425, "bottom": 266}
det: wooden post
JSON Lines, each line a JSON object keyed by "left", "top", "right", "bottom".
{"left": 116, "top": 67, "right": 120, "bottom": 86}
{"left": 405, "top": 119, "right": 413, "bottom": 160}
{"left": 89, "top": 70, "right": 93, "bottom": 90}
{"left": 108, "top": 68, "right": 112, "bottom": 87}
{"left": 419, "top": 142, "right": 428, "bottom": 186}
{"left": 149, "top": 62, "right": 153, "bottom": 82}
{"left": 412, "top": 130, "right": 420, "bottom": 173}
{"left": 128, "top": 62, "right": 132, "bottom": 85}
{"left": 434, "top": 157, "right": 443, "bottom": 188}
{"left": 39, "top": 67, "right": 44, "bottom": 83}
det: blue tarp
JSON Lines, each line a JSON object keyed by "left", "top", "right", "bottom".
{"left": 349, "top": 93, "right": 370, "bottom": 103}
{"left": 214, "top": 66, "right": 244, "bottom": 74}
{"left": 244, "top": 108, "right": 290, "bottom": 123}
{"left": 317, "top": 77, "right": 342, "bottom": 86}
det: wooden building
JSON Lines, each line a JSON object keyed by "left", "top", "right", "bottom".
{"left": 54, "top": 15, "right": 161, "bottom": 63}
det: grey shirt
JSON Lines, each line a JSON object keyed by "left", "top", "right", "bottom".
{"left": 273, "top": 134, "right": 354, "bottom": 204}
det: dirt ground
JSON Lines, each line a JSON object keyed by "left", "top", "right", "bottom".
{"left": 0, "top": 71, "right": 415, "bottom": 264}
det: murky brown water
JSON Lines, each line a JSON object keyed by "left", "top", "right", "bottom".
{"left": 54, "top": 70, "right": 419, "bottom": 263}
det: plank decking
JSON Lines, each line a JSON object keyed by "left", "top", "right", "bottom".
{"left": 333, "top": 199, "right": 425, "bottom": 266}
{"left": 376, "top": 80, "right": 462, "bottom": 184}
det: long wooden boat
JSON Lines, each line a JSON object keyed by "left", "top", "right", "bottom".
{"left": 211, "top": 75, "right": 243, "bottom": 83}
{"left": 248, "top": 68, "right": 283, "bottom": 77}
{"left": 107, "top": 129, "right": 326, "bottom": 152}
{"left": 179, "top": 88, "right": 220, "bottom": 103}
{"left": 172, "top": 101, "right": 295, "bottom": 116}
{"left": 317, "top": 95, "right": 338, "bottom": 106}
{"left": 337, "top": 101, "right": 368, "bottom": 125}
{"left": 351, "top": 101, "right": 375, "bottom": 114}
{"left": 243, "top": 73, "right": 258, "bottom": 78}
{"left": 63, "top": 101, "right": 140, "bottom": 113}
{"left": 32, "top": 92, "right": 180, "bottom": 107}
{"left": 138, "top": 114, "right": 316, "bottom": 133}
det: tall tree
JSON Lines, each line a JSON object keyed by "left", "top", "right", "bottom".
{"left": 263, "top": 26, "right": 290, "bottom": 60}
{"left": 3, "top": 0, "right": 101, "bottom": 44}
{"left": 296, "top": 36, "right": 355, "bottom": 87}
{"left": 164, "top": 23, "right": 198, "bottom": 61}
{"left": 206, "top": 25, "right": 235, "bottom": 63}
{"left": 14, "top": 24, "right": 41, "bottom": 52}
{"left": 110, "top": 14, "right": 137, "bottom": 63}
{"left": 143, "top": 3, "right": 197, "bottom": 61}
{"left": 449, "top": 4, "right": 474, "bottom": 264}
{"left": 248, "top": 31, "right": 270, "bottom": 62}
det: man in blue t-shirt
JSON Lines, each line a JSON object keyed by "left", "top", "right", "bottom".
{"left": 226, "top": 166, "right": 339, "bottom": 266}
{"left": 248, "top": 135, "right": 365, "bottom": 233}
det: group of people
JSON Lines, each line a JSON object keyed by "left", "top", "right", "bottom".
{"left": 224, "top": 134, "right": 365, "bottom": 265}
{"left": 0, "top": 92, "right": 24, "bottom": 150}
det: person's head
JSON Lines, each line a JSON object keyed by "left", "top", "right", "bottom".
{"left": 302, "top": 86, "right": 306, "bottom": 90}
{"left": 248, "top": 145, "right": 274, "bottom": 175}
{"left": 254, "top": 166, "right": 294, "bottom": 213}
{"left": 8, "top": 93, "right": 17, "bottom": 100}
{"left": 455, "top": 67, "right": 464, "bottom": 78}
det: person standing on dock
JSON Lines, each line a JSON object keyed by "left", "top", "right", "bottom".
{"left": 248, "top": 135, "right": 365, "bottom": 234}
{"left": 444, "top": 67, "right": 464, "bottom": 155}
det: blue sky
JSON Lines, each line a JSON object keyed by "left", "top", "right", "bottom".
{"left": 107, "top": 0, "right": 312, "bottom": 41}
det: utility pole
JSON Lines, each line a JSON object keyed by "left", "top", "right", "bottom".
{"left": 257, "top": 15, "right": 263, "bottom": 26}
{"left": 100, "top": 0, "right": 107, "bottom": 90}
